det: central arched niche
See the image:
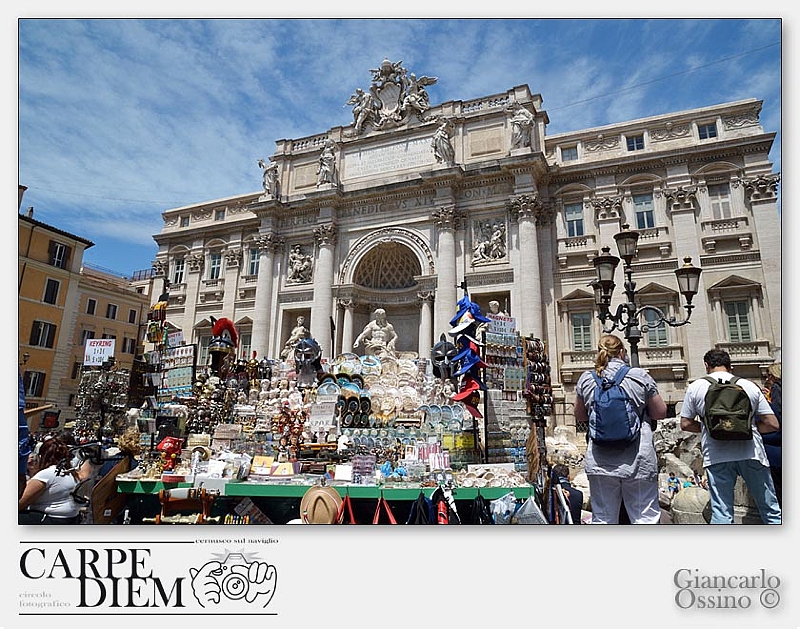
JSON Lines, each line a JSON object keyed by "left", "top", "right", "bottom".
{"left": 351, "top": 241, "right": 422, "bottom": 355}
{"left": 353, "top": 241, "right": 421, "bottom": 289}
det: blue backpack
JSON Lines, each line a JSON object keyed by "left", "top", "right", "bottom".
{"left": 588, "top": 365, "right": 642, "bottom": 448}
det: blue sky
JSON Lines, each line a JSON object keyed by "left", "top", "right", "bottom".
{"left": 16, "top": 18, "right": 782, "bottom": 278}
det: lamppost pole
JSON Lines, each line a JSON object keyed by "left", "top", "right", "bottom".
{"left": 591, "top": 224, "right": 702, "bottom": 368}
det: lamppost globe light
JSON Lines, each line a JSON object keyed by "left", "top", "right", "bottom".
{"left": 674, "top": 256, "right": 702, "bottom": 304}
{"left": 589, "top": 280, "right": 604, "bottom": 307}
{"left": 613, "top": 223, "right": 639, "bottom": 262}
{"left": 593, "top": 246, "right": 620, "bottom": 284}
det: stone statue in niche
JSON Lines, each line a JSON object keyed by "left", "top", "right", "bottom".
{"left": 488, "top": 300, "right": 509, "bottom": 317}
{"left": 506, "top": 101, "right": 535, "bottom": 149}
{"left": 316, "top": 139, "right": 338, "bottom": 186}
{"left": 287, "top": 244, "right": 313, "bottom": 284}
{"left": 353, "top": 308, "right": 397, "bottom": 358}
{"left": 280, "top": 315, "right": 310, "bottom": 360}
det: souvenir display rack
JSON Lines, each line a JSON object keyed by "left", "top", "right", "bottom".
{"left": 73, "top": 363, "right": 132, "bottom": 442}
{"left": 523, "top": 337, "right": 552, "bottom": 425}
{"left": 157, "top": 343, "right": 197, "bottom": 405}
{"left": 483, "top": 330, "right": 525, "bottom": 392}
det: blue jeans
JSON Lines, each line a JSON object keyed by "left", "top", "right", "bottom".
{"left": 705, "top": 460, "right": 782, "bottom": 524}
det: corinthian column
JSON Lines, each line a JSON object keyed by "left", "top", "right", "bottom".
{"left": 432, "top": 206, "right": 459, "bottom": 337}
{"left": 311, "top": 223, "right": 337, "bottom": 358}
{"left": 250, "top": 232, "right": 282, "bottom": 359}
{"left": 509, "top": 193, "right": 549, "bottom": 338}
{"left": 417, "top": 291, "right": 434, "bottom": 357}
{"left": 339, "top": 299, "right": 355, "bottom": 354}
{"left": 183, "top": 252, "right": 204, "bottom": 342}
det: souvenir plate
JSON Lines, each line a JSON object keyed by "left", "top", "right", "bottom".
{"left": 333, "top": 352, "right": 362, "bottom": 375}
{"left": 379, "top": 357, "right": 398, "bottom": 375}
{"left": 340, "top": 382, "right": 361, "bottom": 400}
{"left": 379, "top": 373, "right": 398, "bottom": 387}
{"left": 316, "top": 381, "right": 341, "bottom": 397}
{"left": 397, "top": 359, "right": 418, "bottom": 376}
{"left": 427, "top": 404, "right": 442, "bottom": 427}
{"left": 360, "top": 355, "right": 382, "bottom": 376}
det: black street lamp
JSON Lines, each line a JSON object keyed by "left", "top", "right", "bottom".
{"left": 590, "top": 224, "right": 702, "bottom": 368}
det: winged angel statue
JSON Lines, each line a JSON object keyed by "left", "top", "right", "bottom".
{"left": 346, "top": 58, "right": 438, "bottom": 134}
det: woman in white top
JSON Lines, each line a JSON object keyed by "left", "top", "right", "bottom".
{"left": 19, "top": 436, "right": 83, "bottom": 524}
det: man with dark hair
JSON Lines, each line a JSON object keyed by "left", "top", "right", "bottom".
{"left": 680, "top": 349, "right": 781, "bottom": 524}
{"left": 550, "top": 463, "right": 584, "bottom": 524}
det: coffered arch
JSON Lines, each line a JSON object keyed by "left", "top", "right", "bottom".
{"left": 338, "top": 227, "right": 435, "bottom": 286}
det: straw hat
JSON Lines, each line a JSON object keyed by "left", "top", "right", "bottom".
{"left": 299, "top": 485, "right": 342, "bottom": 524}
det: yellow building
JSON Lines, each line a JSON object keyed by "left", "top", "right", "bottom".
{"left": 18, "top": 185, "right": 151, "bottom": 425}
{"left": 18, "top": 186, "right": 93, "bottom": 414}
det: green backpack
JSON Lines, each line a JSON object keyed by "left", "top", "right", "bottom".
{"left": 702, "top": 375, "right": 753, "bottom": 441}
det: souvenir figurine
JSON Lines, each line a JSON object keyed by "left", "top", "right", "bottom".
{"left": 208, "top": 316, "right": 239, "bottom": 379}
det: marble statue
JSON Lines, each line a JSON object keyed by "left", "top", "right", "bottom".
{"left": 506, "top": 101, "right": 535, "bottom": 149}
{"left": 472, "top": 220, "right": 507, "bottom": 264}
{"left": 353, "top": 308, "right": 397, "bottom": 358}
{"left": 345, "top": 59, "right": 439, "bottom": 134}
{"left": 257, "top": 158, "right": 280, "bottom": 198}
{"left": 431, "top": 118, "right": 455, "bottom": 165}
{"left": 346, "top": 87, "right": 378, "bottom": 135}
{"left": 287, "top": 244, "right": 313, "bottom": 283}
{"left": 280, "top": 315, "right": 310, "bottom": 359}
{"left": 317, "top": 139, "right": 337, "bottom": 186}
{"left": 488, "top": 300, "right": 509, "bottom": 317}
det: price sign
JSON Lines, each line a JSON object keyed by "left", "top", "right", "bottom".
{"left": 487, "top": 313, "right": 516, "bottom": 334}
{"left": 84, "top": 339, "right": 116, "bottom": 366}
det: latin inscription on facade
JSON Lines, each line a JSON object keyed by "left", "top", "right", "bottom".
{"left": 457, "top": 185, "right": 504, "bottom": 201}
{"left": 343, "top": 137, "right": 433, "bottom": 179}
{"left": 339, "top": 195, "right": 436, "bottom": 220}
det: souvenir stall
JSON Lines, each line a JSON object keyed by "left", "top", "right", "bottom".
{"left": 115, "top": 291, "right": 550, "bottom": 525}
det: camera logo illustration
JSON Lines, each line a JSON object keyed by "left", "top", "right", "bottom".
{"left": 189, "top": 551, "right": 277, "bottom": 608}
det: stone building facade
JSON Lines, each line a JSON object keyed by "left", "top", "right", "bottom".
{"left": 151, "top": 60, "right": 781, "bottom": 433}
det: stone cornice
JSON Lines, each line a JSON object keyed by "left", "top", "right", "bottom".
{"left": 699, "top": 251, "right": 762, "bottom": 267}
{"left": 547, "top": 138, "right": 776, "bottom": 187}
{"left": 463, "top": 269, "right": 515, "bottom": 286}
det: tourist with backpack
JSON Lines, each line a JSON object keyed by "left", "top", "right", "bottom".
{"left": 573, "top": 334, "right": 667, "bottom": 524}
{"left": 679, "top": 349, "right": 781, "bottom": 524}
